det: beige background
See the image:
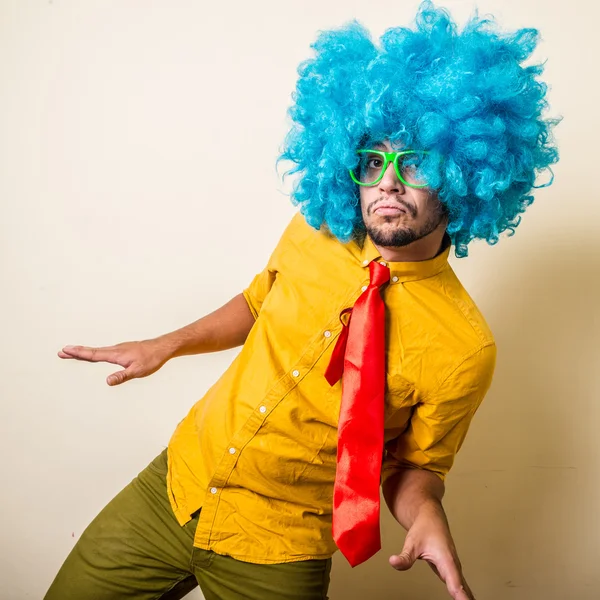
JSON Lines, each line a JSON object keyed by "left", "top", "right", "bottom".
{"left": 0, "top": 0, "right": 596, "bottom": 598}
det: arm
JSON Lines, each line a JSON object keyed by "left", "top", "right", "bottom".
{"left": 156, "top": 292, "right": 256, "bottom": 358}
{"left": 382, "top": 466, "right": 445, "bottom": 531}
{"left": 382, "top": 468, "right": 474, "bottom": 600}
{"left": 381, "top": 343, "right": 497, "bottom": 600}
{"left": 58, "top": 214, "right": 301, "bottom": 386}
{"left": 58, "top": 292, "right": 256, "bottom": 386}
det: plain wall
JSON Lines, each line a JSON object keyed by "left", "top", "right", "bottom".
{"left": 1, "top": 0, "right": 597, "bottom": 598}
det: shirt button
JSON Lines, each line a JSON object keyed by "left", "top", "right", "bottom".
{"left": 380, "top": 261, "right": 387, "bottom": 267}
{"left": 324, "top": 330, "right": 332, "bottom": 338}
{"left": 362, "top": 260, "right": 369, "bottom": 266}
{"left": 292, "top": 369, "right": 300, "bottom": 377}
{"left": 229, "top": 447, "right": 236, "bottom": 454}
{"left": 392, "top": 276, "right": 399, "bottom": 282}
{"left": 210, "top": 487, "right": 218, "bottom": 494}
{"left": 259, "top": 406, "right": 267, "bottom": 414}
{"left": 361, "top": 285, "right": 368, "bottom": 292}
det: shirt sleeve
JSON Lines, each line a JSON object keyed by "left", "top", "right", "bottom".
{"left": 381, "top": 342, "right": 497, "bottom": 482}
{"left": 243, "top": 265, "right": 277, "bottom": 319}
{"left": 242, "top": 212, "right": 301, "bottom": 319}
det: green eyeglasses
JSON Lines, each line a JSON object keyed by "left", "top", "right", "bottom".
{"left": 349, "top": 149, "right": 430, "bottom": 188}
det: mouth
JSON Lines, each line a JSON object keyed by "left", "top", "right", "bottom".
{"left": 373, "top": 203, "right": 408, "bottom": 217}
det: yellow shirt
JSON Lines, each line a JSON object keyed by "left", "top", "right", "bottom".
{"left": 167, "top": 212, "right": 496, "bottom": 564}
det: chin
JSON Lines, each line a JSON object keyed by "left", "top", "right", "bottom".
{"left": 367, "top": 224, "right": 416, "bottom": 248}
{"left": 370, "top": 220, "right": 411, "bottom": 235}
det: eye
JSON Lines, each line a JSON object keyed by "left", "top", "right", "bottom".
{"left": 399, "top": 152, "right": 429, "bottom": 185}
{"left": 367, "top": 158, "right": 383, "bottom": 169}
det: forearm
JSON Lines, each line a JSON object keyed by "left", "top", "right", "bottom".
{"left": 154, "top": 293, "right": 256, "bottom": 360}
{"left": 382, "top": 468, "right": 447, "bottom": 531}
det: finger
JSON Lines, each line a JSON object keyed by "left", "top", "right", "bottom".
{"left": 107, "top": 367, "right": 136, "bottom": 386}
{"left": 57, "top": 351, "right": 76, "bottom": 359}
{"left": 389, "top": 544, "right": 417, "bottom": 571}
{"left": 456, "top": 578, "right": 475, "bottom": 600}
{"left": 437, "top": 559, "right": 472, "bottom": 600}
{"left": 451, "top": 584, "right": 473, "bottom": 600}
{"left": 61, "top": 345, "right": 119, "bottom": 364}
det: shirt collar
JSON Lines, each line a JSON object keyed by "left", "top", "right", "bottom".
{"left": 347, "top": 233, "right": 451, "bottom": 283}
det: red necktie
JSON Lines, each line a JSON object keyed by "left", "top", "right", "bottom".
{"left": 325, "top": 260, "right": 390, "bottom": 567}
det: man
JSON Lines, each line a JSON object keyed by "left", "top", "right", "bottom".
{"left": 46, "top": 2, "right": 558, "bottom": 599}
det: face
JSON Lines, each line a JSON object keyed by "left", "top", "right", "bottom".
{"left": 358, "top": 140, "right": 447, "bottom": 248}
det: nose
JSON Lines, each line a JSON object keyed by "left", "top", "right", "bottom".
{"left": 378, "top": 161, "right": 405, "bottom": 194}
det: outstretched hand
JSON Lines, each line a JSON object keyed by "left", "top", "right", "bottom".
{"left": 389, "top": 502, "right": 475, "bottom": 600}
{"left": 58, "top": 340, "right": 170, "bottom": 386}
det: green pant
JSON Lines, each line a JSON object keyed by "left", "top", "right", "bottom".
{"left": 44, "top": 450, "right": 331, "bottom": 600}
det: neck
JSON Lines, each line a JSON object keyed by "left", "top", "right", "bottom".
{"left": 372, "top": 224, "right": 448, "bottom": 262}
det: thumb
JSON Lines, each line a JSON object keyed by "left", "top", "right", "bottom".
{"left": 389, "top": 542, "right": 417, "bottom": 571}
{"left": 107, "top": 367, "right": 135, "bottom": 386}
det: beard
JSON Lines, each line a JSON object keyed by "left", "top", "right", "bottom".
{"left": 365, "top": 200, "right": 447, "bottom": 248}
{"left": 366, "top": 213, "right": 443, "bottom": 247}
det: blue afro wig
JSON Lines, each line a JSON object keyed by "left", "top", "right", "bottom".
{"left": 279, "top": 0, "right": 560, "bottom": 257}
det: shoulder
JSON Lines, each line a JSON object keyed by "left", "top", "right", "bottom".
{"left": 438, "top": 265, "right": 494, "bottom": 346}
{"left": 411, "top": 263, "right": 495, "bottom": 354}
{"left": 396, "top": 265, "right": 496, "bottom": 398}
{"left": 275, "top": 211, "right": 347, "bottom": 262}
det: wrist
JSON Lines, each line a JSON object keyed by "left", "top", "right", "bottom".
{"left": 147, "top": 334, "right": 179, "bottom": 362}
{"left": 413, "top": 500, "right": 454, "bottom": 541}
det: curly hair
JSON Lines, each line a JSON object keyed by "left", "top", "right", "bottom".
{"left": 279, "top": 0, "right": 560, "bottom": 257}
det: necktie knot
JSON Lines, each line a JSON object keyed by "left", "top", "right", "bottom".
{"left": 369, "top": 260, "right": 391, "bottom": 289}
